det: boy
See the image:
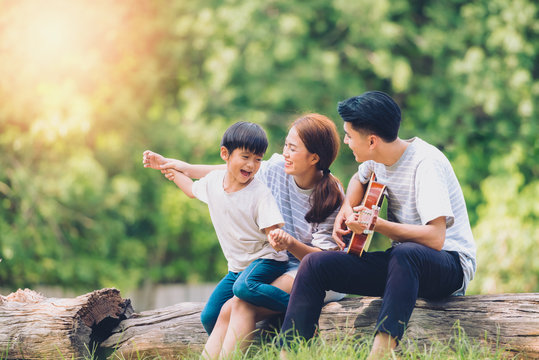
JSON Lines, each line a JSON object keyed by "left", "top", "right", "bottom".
{"left": 149, "top": 122, "right": 289, "bottom": 335}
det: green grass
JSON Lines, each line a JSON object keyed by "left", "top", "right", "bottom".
{"left": 0, "top": 326, "right": 521, "bottom": 360}
{"left": 102, "top": 328, "right": 518, "bottom": 360}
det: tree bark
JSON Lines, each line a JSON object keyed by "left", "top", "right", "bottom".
{"left": 319, "top": 293, "right": 539, "bottom": 357}
{"left": 0, "top": 288, "right": 133, "bottom": 360}
{"left": 100, "top": 293, "right": 539, "bottom": 359}
{"left": 2, "top": 290, "right": 536, "bottom": 359}
{"left": 99, "top": 302, "right": 207, "bottom": 359}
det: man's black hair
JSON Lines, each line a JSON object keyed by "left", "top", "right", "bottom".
{"left": 221, "top": 121, "right": 268, "bottom": 156}
{"left": 337, "top": 91, "right": 401, "bottom": 142}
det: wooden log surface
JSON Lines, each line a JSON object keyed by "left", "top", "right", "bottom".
{"left": 99, "top": 302, "right": 207, "bottom": 359}
{"left": 100, "top": 293, "right": 539, "bottom": 359}
{"left": 0, "top": 288, "right": 133, "bottom": 359}
{"left": 320, "top": 293, "right": 539, "bottom": 357}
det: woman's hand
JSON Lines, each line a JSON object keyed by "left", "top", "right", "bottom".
{"left": 268, "top": 229, "right": 294, "bottom": 252}
{"left": 143, "top": 150, "right": 168, "bottom": 170}
{"left": 143, "top": 150, "right": 192, "bottom": 181}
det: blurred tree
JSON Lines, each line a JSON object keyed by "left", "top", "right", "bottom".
{"left": 0, "top": 0, "right": 536, "bottom": 294}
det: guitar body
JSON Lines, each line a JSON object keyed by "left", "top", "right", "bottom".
{"left": 347, "top": 174, "right": 386, "bottom": 256}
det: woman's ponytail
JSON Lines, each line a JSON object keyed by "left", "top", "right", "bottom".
{"left": 293, "top": 114, "right": 343, "bottom": 224}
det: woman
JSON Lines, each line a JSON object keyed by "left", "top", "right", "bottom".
{"left": 143, "top": 113, "right": 345, "bottom": 359}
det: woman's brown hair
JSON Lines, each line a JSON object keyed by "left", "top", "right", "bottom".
{"left": 292, "top": 113, "right": 343, "bottom": 224}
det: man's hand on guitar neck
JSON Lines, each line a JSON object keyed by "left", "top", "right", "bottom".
{"left": 345, "top": 205, "right": 380, "bottom": 235}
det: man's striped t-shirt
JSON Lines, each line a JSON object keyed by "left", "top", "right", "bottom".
{"left": 357, "top": 137, "right": 476, "bottom": 295}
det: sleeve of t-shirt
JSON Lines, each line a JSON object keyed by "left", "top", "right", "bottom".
{"left": 256, "top": 153, "right": 282, "bottom": 184}
{"left": 255, "top": 187, "right": 285, "bottom": 230}
{"left": 357, "top": 161, "right": 376, "bottom": 184}
{"left": 311, "top": 181, "right": 344, "bottom": 250}
{"left": 311, "top": 206, "right": 341, "bottom": 250}
{"left": 191, "top": 173, "right": 210, "bottom": 204}
{"left": 415, "top": 159, "right": 455, "bottom": 228}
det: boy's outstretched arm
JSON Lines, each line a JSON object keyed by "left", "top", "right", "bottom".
{"left": 168, "top": 169, "right": 195, "bottom": 198}
{"left": 143, "top": 150, "right": 225, "bottom": 179}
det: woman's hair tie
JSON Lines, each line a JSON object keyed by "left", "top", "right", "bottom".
{"left": 323, "top": 168, "right": 331, "bottom": 175}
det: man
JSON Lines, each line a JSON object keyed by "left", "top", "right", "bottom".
{"left": 279, "top": 91, "right": 476, "bottom": 359}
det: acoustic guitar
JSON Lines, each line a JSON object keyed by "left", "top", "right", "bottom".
{"left": 347, "top": 173, "right": 386, "bottom": 256}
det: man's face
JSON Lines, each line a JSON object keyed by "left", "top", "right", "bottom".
{"left": 343, "top": 122, "right": 372, "bottom": 163}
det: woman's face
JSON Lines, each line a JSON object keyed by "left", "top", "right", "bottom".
{"left": 282, "top": 126, "right": 319, "bottom": 176}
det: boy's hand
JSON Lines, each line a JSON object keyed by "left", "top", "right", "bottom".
{"left": 268, "top": 229, "right": 293, "bottom": 252}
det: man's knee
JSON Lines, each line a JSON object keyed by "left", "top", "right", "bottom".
{"left": 298, "top": 251, "right": 327, "bottom": 272}
{"left": 391, "top": 242, "right": 428, "bottom": 256}
{"left": 295, "top": 251, "right": 340, "bottom": 287}
{"left": 389, "top": 242, "right": 430, "bottom": 269}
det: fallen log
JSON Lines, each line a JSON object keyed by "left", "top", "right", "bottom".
{"left": 100, "top": 293, "right": 539, "bottom": 359}
{"left": 320, "top": 293, "right": 539, "bottom": 357}
{"left": 0, "top": 288, "right": 133, "bottom": 359}
{"left": 99, "top": 302, "right": 206, "bottom": 359}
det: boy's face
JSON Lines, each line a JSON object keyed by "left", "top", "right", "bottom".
{"left": 343, "top": 122, "right": 374, "bottom": 163}
{"left": 220, "top": 147, "right": 263, "bottom": 185}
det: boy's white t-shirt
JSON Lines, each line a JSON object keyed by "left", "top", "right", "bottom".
{"left": 192, "top": 169, "right": 287, "bottom": 272}
{"left": 357, "top": 137, "right": 476, "bottom": 295}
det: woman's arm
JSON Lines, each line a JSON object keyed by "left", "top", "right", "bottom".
{"left": 143, "top": 150, "right": 225, "bottom": 179}
{"left": 268, "top": 229, "right": 323, "bottom": 260}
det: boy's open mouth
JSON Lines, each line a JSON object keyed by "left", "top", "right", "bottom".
{"left": 240, "top": 170, "right": 251, "bottom": 177}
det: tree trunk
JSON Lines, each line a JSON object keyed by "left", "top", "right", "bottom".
{"left": 99, "top": 302, "right": 207, "bottom": 359}
{"left": 319, "top": 293, "right": 539, "bottom": 357}
{"left": 3, "top": 290, "right": 537, "bottom": 359}
{"left": 0, "top": 288, "right": 133, "bottom": 359}
{"left": 100, "top": 293, "right": 539, "bottom": 359}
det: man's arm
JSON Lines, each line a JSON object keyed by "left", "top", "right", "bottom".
{"left": 374, "top": 216, "right": 446, "bottom": 251}
{"left": 332, "top": 173, "right": 367, "bottom": 247}
{"left": 346, "top": 212, "right": 446, "bottom": 251}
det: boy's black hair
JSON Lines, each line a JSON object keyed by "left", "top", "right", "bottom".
{"left": 337, "top": 91, "right": 401, "bottom": 142}
{"left": 221, "top": 121, "right": 268, "bottom": 156}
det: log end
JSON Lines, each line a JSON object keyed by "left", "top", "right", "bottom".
{"left": 76, "top": 288, "right": 134, "bottom": 343}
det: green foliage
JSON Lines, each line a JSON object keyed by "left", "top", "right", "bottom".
{"left": 468, "top": 145, "right": 539, "bottom": 294}
{"left": 0, "top": 0, "right": 537, "bottom": 293}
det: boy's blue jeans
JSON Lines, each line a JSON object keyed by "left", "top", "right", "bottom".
{"left": 200, "top": 258, "right": 289, "bottom": 334}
